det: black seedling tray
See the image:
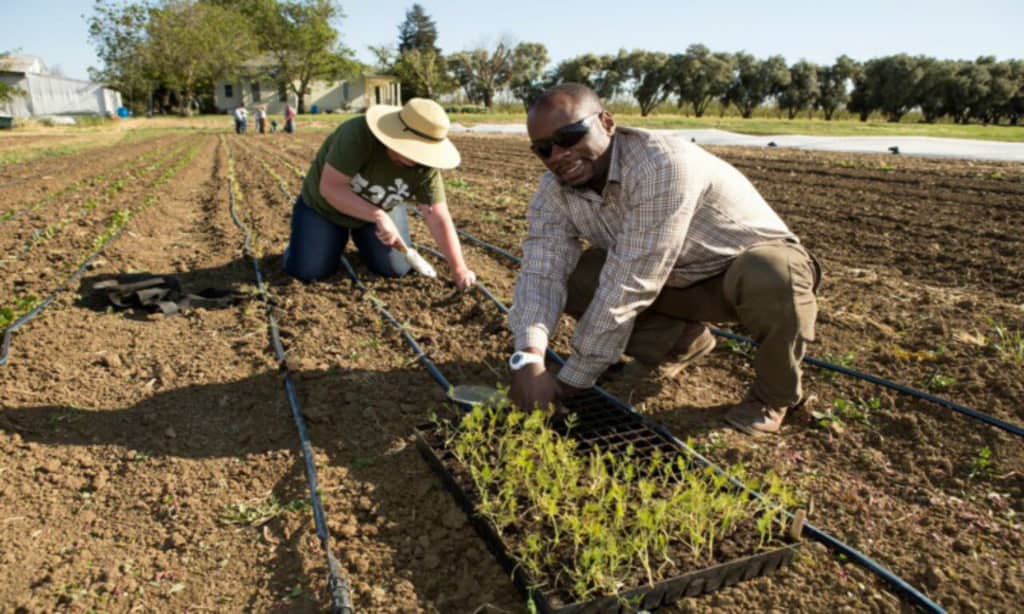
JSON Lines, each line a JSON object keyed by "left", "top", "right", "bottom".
{"left": 415, "top": 389, "right": 800, "bottom": 613}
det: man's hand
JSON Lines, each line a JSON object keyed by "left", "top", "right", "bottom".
{"left": 453, "top": 267, "right": 476, "bottom": 292}
{"left": 510, "top": 362, "right": 559, "bottom": 412}
{"left": 373, "top": 210, "right": 402, "bottom": 247}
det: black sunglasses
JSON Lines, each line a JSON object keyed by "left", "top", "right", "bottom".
{"left": 530, "top": 112, "right": 601, "bottom": 159}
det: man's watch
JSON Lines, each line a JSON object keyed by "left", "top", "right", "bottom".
{"left": 509, "top": 351, "right": 544, "bottom": 371}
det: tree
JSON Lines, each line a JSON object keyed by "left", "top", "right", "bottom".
{"left": 777, "top": 60, "right": 820, "bottom": 119}
{"left": 816, "top": 55, "right": 857, "bottom": 120}
{"left": 547, "top": 53, "right": 623, "bottom": 100}
{"left": 398, "top": 3, "right": 439, "bottom": 54}
{"left": 856, "top": 54, "right": 926, "bottom": 122}
{"left": 668, "top": 44, "right": 734, "bottom": 117}
{"left": 249, "top": 0, "right": 358, "bottom": 113}
{"left": 508, "top": 42, "right": 549, "bottom": 111}
{"left": 144, "top": 1, "right": 256, "bottom": 115}
{"left": 725, "top": 53, "right": 790, "bottom": 118}
{"left": 615, "top": 50, "right": 672, "bottom": 116}
{"left": 87, "top": 0, "right": 154, "bottom": 112}
{"left": 395, "top": 3, "right": 441, "bottom": 99}
{"left": 0, "top": 52, "right": 25, "bottom": 105}
{"left": 394, "top": 47, "right": 451, "bottom": 100}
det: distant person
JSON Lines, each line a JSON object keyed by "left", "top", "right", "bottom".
{"left": 282, "top": 98, "right": 476, "bottom": 290}
{"left": 284, "top": 104, "right": 296, "bottom": 134}
{"left": 233, "top": 105, "right": 248, "bottom": 134}
{"left": 507, "top": 83, "right": 822, "bottom": 437}
{"left": 255, "top": 106, "right": 267, "bottom": 134}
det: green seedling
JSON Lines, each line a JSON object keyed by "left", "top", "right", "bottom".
{"left": 822, "top": 352, "right": 856, "bottom": 382}
{"left": 436, "top": 390, "right": 796, "bottom": 603}
{"left": 723, "top": 338, "right": 755, "bottom": 359}
{"left": 986, "top": 321, "right": 1024, "bottom": 364}
{"left": 222, "top": 495, "right": 310, "bottom": 526}
{"left": 989, "top": 171, "right": 1005, "bottom": 180}
{"left": 923, "top": 373, "right": 956, "bottom": 392}
{"left": 831, "top": 397, "right": 880, "bottom": 424}
{"left": 970, "top": 446, "right": 994, "bottom": 479}
{"left": 811, "top": 407, "right": 845, "bottom": 434}
{"left": 446, "top": 177, "right": 469, "bottom": 190}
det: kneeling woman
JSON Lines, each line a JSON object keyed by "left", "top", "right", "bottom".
{"left": 283, "top": 98, "right": 475, "bottom": 289}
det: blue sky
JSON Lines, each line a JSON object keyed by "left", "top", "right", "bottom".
{"left": 1, "top": 0, "right": 1020, "bottom": 80}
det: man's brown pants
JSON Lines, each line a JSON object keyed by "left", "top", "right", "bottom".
{"left": 566, "top": 242, "right": 821, "bottom": 407}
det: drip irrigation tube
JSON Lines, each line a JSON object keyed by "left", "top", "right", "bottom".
{"left": 346, "top": 250, "right": 945, "bottom": 613}
{"left": 711, "top": 329, "right": 1024, "bottom": 438}
{"left": 224, "top": 142, "right": 353, "bottom": 614}
{"left": 441, "top": 226, "right": 1023, "bottom": 440}
{"left": 0, "top": 248, "right": 107, "bottom": 367}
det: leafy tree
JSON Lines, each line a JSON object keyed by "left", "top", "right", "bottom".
{"left": 614, "top": 49, "right": 672, "bottom": 116}
{"left": 394, "top": 47, "right": 451, "bottom": 100}
{"left": 395, "top": 3, "right": 441, "bottom": 99}
{"left": 856, "top": 54, "right": 926, "bottom": 122}
{"left": 247, "top": 0, "right": 358, "bottom": 113}
{"left": 0, "top": 52, "right": 25, "bottom": 105}
{"left": 1002, "top": 59, "right": 1024, "bottom": 125}
{"left": 508, "top": 42, "right": 549, "bottom": 111}
{"left": 916, "top": 58, "right": 957, "bottom": 123}
{"left": 725, "top": 53, "right": 790, "bottom": 118}
{"left": 144, "top": 1, "right": 256, "bottom": 115}
{"left": 816, "top": 55, "right": 857, "bottom": 120}
{"left": 547, "top": 53, "right": 623, "bottom": 100}
{"left": 87, "top": 0, "right": 155, "bottom": 112}
{"left": 668, "top": 44, "right": 734, "bottom": 117}
{"left": 448, "top": 45, "right": 507, "bottom": 109}
{"left": 777, "top": 60, "right": 820, "bottom": 119}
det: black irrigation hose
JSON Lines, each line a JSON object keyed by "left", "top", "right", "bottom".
{"left": 444, "top": 226, "right": 1023, "bottom": 440}
{"left": 712, "top": 329, "right": 1024, "bottom": 438}
{"left": 0, "top": 247, "right": 110, "bottom": 367}
{"left": 351, "top": 246, "right": 945, "bottom": 614}
{"left": 224, "top": 144, "right": 353, "bottom": 614}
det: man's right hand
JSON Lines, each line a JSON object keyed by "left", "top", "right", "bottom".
{"left": 510, "top": 362, "right": 559, "bottom": 413}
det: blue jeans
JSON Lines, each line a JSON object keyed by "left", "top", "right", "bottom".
{"left": 283, "top": 196, "right": 412, "bottom": 282}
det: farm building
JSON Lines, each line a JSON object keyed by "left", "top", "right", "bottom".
{"left": 213, "top": 72, "right": 401, "bottom": 115}
{"left": 0, "top": 55, "right": 122, "bottom": 118}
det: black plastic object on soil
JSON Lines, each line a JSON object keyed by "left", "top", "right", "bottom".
{"left": 415, "top": 389, "right": 800, "bottom": 613}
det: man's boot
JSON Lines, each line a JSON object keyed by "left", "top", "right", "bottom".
{"left": 659, "top": 323, "right": 716, "bottom": 379}
{"left": 724, "top": 395, "right": 815, "bottom": 437}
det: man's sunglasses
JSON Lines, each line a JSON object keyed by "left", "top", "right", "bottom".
{"left": 530, "top": 112, "right": 601, "bottom": 159}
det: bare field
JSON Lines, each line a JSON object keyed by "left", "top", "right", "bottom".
{"left": 0, "top": 128, "right": 1021, "bottom": 612}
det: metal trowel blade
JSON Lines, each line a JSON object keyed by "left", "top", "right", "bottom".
{"left": 448, "top": 385, "right": 502, "bottom": 406}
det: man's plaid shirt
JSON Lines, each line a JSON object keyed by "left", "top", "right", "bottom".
{"left": 510, "top": 127, "right": 796, "bottom": 388}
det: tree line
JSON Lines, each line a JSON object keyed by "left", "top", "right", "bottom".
{"left": 87, "top": 1, "right": 1024, "bottom": 125}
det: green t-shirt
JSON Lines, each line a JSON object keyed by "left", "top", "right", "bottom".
{"left": 300, "top": 115, "right": 446, "bottom": 228}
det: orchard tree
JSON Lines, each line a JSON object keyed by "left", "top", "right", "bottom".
{"left": 669, "top": 44, "right": 734, "bottom": 117}
{"left": 855, "top": 54, "right": 926, "bottom": 122}
{"left": 725, "top": 53, "right": 790, "bottom": 118}
{"left": 615, "top": 49, "right": 672, "bottom": 116}
{"left": 777, "top": 60, "right": 820, "bottom": 119}
{"left": 398, "top": 4, "right": 440, "bottom": 54}
{"left": 547, "top": 53, "right": 623, "bottom": 100}
{"left": 816, "top": 55, "right": 857, "bottom": 120}
{"left": 508, "top": 42, "right": 549, "bottom": 110}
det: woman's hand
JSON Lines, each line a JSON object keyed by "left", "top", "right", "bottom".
{"left": 453, "top": 267, "right": 476, "bottom": 291}
{"left": 373, "top": 210, "right": 402, "bottom": 247}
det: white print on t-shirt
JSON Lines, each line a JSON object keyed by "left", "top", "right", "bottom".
{"left": 351, "top": 174, "right": 411, "bottom": 211}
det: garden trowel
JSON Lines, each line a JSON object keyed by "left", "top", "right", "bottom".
{"left": 448, "top": 385, "right": 502, "bottom": 407}
{"left": 395, "top": 241, "right": 437, "bottom": 278}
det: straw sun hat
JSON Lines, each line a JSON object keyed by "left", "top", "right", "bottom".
{"left": 366, "top": 98, "right": 461, "bottom": 170}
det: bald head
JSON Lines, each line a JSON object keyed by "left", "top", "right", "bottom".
{"left": 529, "top": 83, "right": 603, "bottom": 118}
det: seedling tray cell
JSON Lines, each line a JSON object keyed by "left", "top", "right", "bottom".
{"left": 415, "top": 390, "right": 800, "bottom": 613}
